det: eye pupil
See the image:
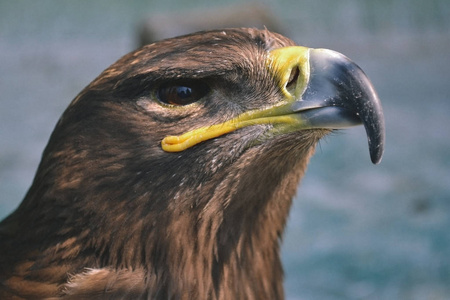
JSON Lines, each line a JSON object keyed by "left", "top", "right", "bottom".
{"left": 157, "top": 81, "right": 209, "bottom": 106}
{"left": 177, "top": 86, "right": 192, "bottom": 99}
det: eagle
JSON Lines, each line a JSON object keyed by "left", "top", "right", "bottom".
{"left": 0, "top": 28, "right": 384, "bottom": 299}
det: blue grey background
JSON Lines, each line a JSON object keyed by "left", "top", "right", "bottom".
{"left": 1, "top": 1, "right": 449, "bottom": 299}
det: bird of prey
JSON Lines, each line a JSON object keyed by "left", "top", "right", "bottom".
{"left": 0, "top": 28, "right": 384, "bottom": 299}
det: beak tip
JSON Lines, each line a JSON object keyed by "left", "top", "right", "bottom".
{"left": 368, "top": 127, "right": 385, "bottom": 165}
{"left": 371, "top": 149, "right": 384, "bottom": 165}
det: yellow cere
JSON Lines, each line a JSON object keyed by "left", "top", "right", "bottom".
{"left": 266, "top": 46, "right": 310, "bottom": 100}
{"left": 161, "top": 46, "right": 312, "bottom": 152}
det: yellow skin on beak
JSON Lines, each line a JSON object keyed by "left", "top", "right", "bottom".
{"left": 161, "top": 46, "right": 313, "bottom": 152}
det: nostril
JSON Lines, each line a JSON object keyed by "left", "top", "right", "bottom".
{"left": 286, "top": 66, "right": 300, "bottom": 92}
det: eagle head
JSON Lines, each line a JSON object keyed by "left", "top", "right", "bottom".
{"left": 0, "top": 28, "right": 384, "bottom": 299}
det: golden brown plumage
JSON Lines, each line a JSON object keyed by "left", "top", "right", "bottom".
{"left": 0, "top": 28, "right": 384, "bottom": 299}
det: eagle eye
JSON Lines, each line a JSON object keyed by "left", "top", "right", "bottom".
{"left": 157, "top": 81, "right": 209, "bottom": 106}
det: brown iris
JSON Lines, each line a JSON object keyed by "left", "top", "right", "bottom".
{"left": 157, "top": 81, "right": 209, "bottom": 106}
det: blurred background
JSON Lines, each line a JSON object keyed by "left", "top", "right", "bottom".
{"left": 1, "top": 0, "right": 449, "bottom": 299}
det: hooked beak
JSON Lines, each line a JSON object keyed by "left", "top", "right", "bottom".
{"left": 289, "top": 48, "right": 385, "bottom": 164}
{"left": 162, "top": 46, "right": 385, "bottom": 164}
